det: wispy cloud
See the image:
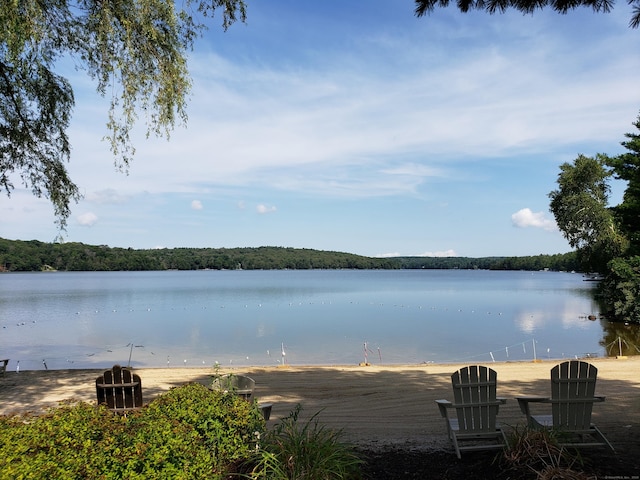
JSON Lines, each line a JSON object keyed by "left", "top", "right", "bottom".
{"left": 9, "top": 3, "right": 637, "bottom": 257}
{"left": 67, "top": 11, "right": 639, "bottom": 202}
{"left": 70, "top": 12, "right": 640, "bottom": 196}
{"left": 86, "top": 189, "right": 131, "bottom": 204}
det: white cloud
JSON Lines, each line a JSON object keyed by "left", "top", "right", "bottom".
{"left": 86, "top": 189, "right": 130, "bottom": 204}
{"left": 77, "top": 212, "right": 98, "bottom": 226}
{"left": 376, "top": 249, "right": 458, "bottom": 258}
{"left": 418, "top": 249, "right": 458, "bottom": 257}
{"left": 191, "top": 200, "right": 203, "bottom": 210}
{"left": 511, "top": 208, "right": 557, "bottom": 231}
{"left": 256, "top": 204, "right": 277, "bottom": 214}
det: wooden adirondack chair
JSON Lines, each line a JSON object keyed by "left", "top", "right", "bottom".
{"left": 96, "top": 365, "right": 143, "bottom": 413}
{"left": 517, "top": 360, "right": 613, "bottom": 451}
{"left": 436, "top": 365, "right": 508, "bottom": 458}
{"left": 0, "top": 359, "right": 8, "bottom": 376}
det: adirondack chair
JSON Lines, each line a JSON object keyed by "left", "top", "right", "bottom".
{"left": 211, "top": 374, "right": 272, "bottom": 420}
{"left": 211, "top": 374, "right": 256, "bottom": 400}
{"left": 517, "top": 360, "right": 613, "bottom": 451}
{"left": 96, "top": 365, "right": 143, "bottom": 413}
{"left": 436, "top": 365, "right": 508, "bottom": 458}
{"left": 0, "top": 359, "right": 8, "bottom": 376}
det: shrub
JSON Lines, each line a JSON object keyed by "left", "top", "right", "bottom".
{"left": 0, "top": 383, "right": 265, "bottom": 479}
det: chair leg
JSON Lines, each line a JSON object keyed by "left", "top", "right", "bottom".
{"left": 451, "top": 433, "right": 461, "bottom": 459}
{"left": 500, "top": 429, "right": 509, "bottom": 449}
{"left": 591, "top": 426, "right": 615, "bottom": 452}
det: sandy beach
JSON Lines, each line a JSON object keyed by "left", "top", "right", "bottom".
{"left": 1, "top": 358, "right": 639, "bottom": 453}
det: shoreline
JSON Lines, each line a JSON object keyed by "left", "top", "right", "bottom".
{"left": 1, "top": 357, "right": 639, "bottom": 450}
{"left": 2, "top": 353, "right": 627, "bottom": 373}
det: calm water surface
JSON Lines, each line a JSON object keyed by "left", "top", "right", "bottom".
{"left": 0, "top": 270, "right": 621, "bottom": 370}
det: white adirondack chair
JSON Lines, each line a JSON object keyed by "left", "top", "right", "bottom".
{"left": 436, "top": 365, "right": 508, "bottom": 458}
{"left": 517, "top": 360, "right": 614, "bottom": 451}
{"left": 211, "top": 374, "right": 272, "bottom": 420}
{"left": 211, "top": 374, "right": 256, "bottom": 400}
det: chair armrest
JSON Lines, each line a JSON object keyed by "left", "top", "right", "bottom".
{"left": 594, "top": 395, "right": 605, "bottom": 402}
{"left": 258, "top": 402, "right": 273, "bottom": 421}
{"left": 516, "top": 396, "right": 549, "bottom": 417}
{"left": 435, "top": 399, "right": 452, "bottom": 418}
{"left": 497, "top": 397, "right": 507, "bottom": 405}
{"left": 516, "top": 396, "right": 549, "bottom": 402}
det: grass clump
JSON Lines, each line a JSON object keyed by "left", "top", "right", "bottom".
{"left": 248, "top": 404, "right": 363, "bottom": 479}
{"left": 501, "top": 426, "right": 591, "bottom": 480}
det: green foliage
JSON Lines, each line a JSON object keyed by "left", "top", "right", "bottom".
{"left": 0, "top": 389, "right": 362, "bottom": 480}
{"left": 606, "top": 115, "right": 640, "bottom": 257}
{"left": 595, "top": 113, "right": 640, "bottom": 324}
{"left": 0, "top": 237, "right": 579, "bottom": 272}
{"left": 546, "top": 112, "right": 640, "bottom": 323}
{"left": 249, "top": 405, "right": 363, "bottom": 480}
{"left": 0, "top": 383, "right": 265, "bottom": 479}
{"left": 548, "top": 154, "right": 625, "bottom": 272}
{"left": 1, "top": 0, "right": 246, "bottom": 229}
{"left": 599, "top": 256, "right": 640, "bottom": 323}
{"left": 397, "top": 252, "right": 580, "bottom": 271}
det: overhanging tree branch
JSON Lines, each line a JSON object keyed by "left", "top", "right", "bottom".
{"left": 1, "top": 0, "right": 246, "bottom": 230}
{"left": 415, "top": 0, "right": 640, "bottom": 28}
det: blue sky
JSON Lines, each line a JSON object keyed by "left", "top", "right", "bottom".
{"left": 2, "top": 1, "right": 640, "bottom": 257}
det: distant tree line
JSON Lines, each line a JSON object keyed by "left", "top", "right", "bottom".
{"left": 395, "top": 253, "right": 579, "bottom": 271}
{"left": 0, "top": 237, "right": 580, "bottom": 272}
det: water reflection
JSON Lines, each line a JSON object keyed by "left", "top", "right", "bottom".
{"left": 600, "top": 319, "right": 640, "bottom": 357}
{"left": 515, "top": 298, "right": 601, "bottom": 334}
{"left": 0, "top": 270, "right": 638, "bottom": 369}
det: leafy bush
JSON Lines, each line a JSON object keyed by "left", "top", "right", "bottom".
{"left": 248, "top": 404, "right": 363, "bottom": 480}
{"left": 600, "top": 256, "right": 640, "bottom": 323}
{"left": 0, "top": 383, "right": 265, "bottom": 479}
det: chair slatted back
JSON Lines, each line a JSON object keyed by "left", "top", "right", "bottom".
{"left": 551, "top": 360, "right": 597, "bottom": 430}
{"left": 211, "top": 374, "right": 255, "bottom": 400}
{"left": 96, "top": 365, "right": 143, "bottom": 412}
{"left": 452, "top": 365, "right": 499, "bottom": 433}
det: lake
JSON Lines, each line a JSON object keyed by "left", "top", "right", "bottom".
{"left": 0, "top": 269, "right": 633, "bottom": 371}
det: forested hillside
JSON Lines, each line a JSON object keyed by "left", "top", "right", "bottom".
{"left": 0, "top": 238, "right": 580, "bottom": 272}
